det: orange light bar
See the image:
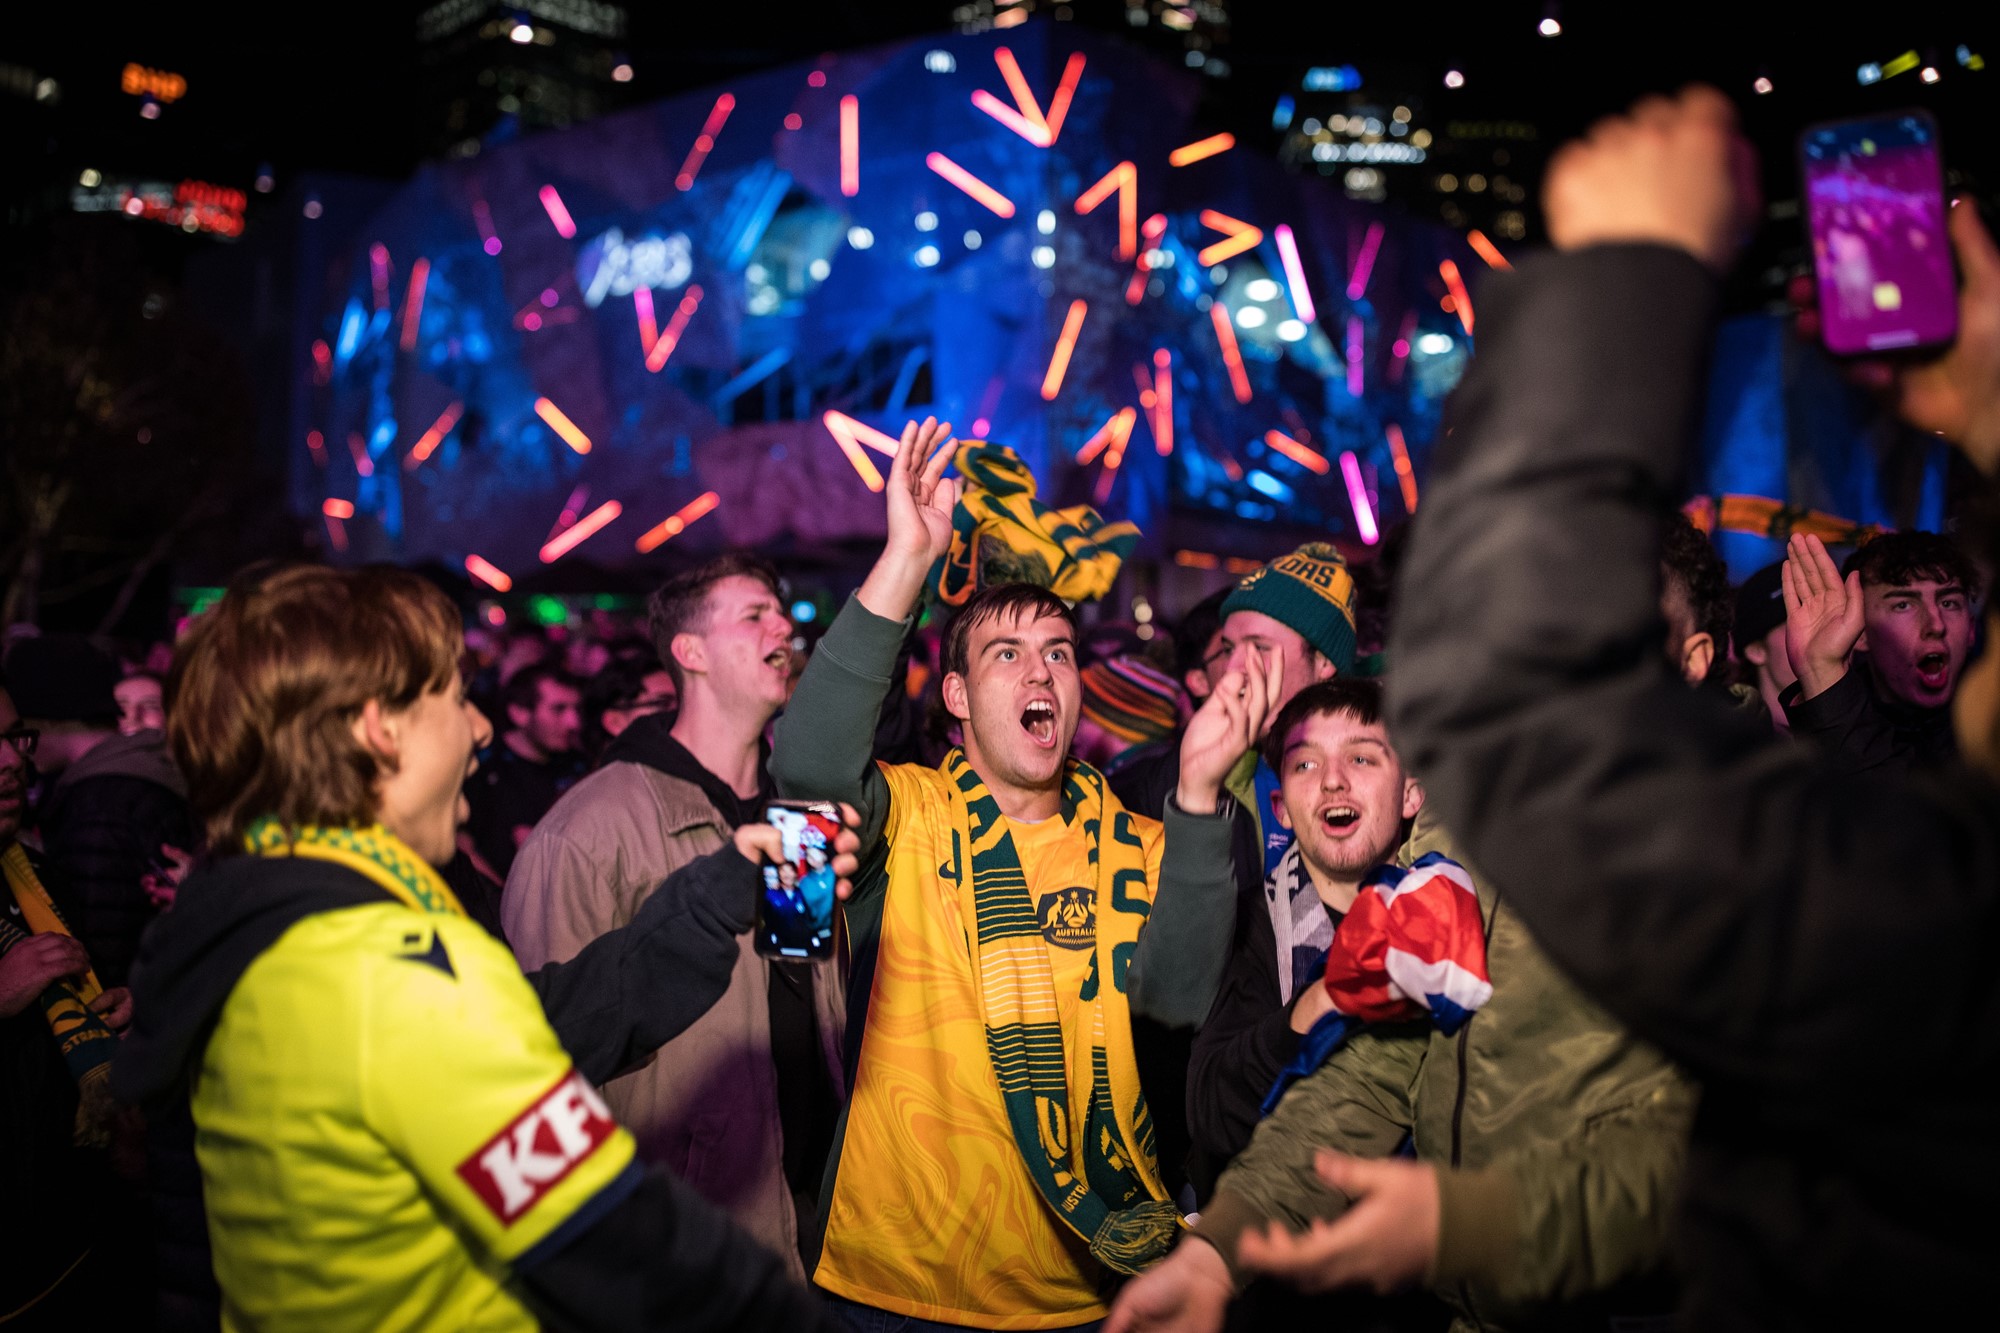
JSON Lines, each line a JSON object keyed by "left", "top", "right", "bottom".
{"left": 645, "top": 285, "right": 703, "bottom": 372}
{"left": 839, "top": 95, "right": 860, "bottom": 196}
{"left": 823, "top": 412, "right": 890, "bottom": 491}
{"left": 635, "top": 490, "right": 721, "bottom": 553}
{"left": 925, "top": 153, "right": 1015, "bottom": 217}
{"left": 1174, "top": 549, "right": 1221, "bottom": 570}
{"left": 465, "top": 554, "right": 513, "bottom": 592}
{"left": 321, "top": 497, "right": 355, "bottom": 519}
{"left": 1092, "top": 412, "right": 1136, "bottom": 505}
{"left": 1440, "top": 259, "right": 1474, "bottom": 334}
{"left": 1264, "top": 429, "right": 1331, "bottom": 474}
{"left": 1044, "top": 52, "right": 1085, "bottom": 141}
{"left": 971, "top": 89, "right": 1051, "bottom": 145}
{"left": 1076, "top": 406, "right": 1136, "bottom": 465}
{"left": 1197, "top": 209, "right": 1264, "bottom": 267}
{"left": 1040, "top": 299, "right": 1089, "bottom": 400}
{"left": 992, "top": 47, "right": 1050, "bottom": 138}
{"left": 675, "top": 94, "right": 736, "bottom": 191}
{"left": 1169, "top": 132, "right": 1235, "bottom": 167}
{"left": 347, "top": 431, "right": 374, "bottom": 477}
{"left": 1385, "top": 422, "right": 1419, "bottom": 513}
{"left": 400, "top": 258, "right": 430, "bottom": 351}
{"left": 1209, "top": 301, "right": 1252, "bottom": 403}
{"left": 1466, "top": 229, "right": 1513, "bottom": 271}
{"left": 1074, "top": 161, "right": 1136, "bottom": 260}
{"left": 534, "top": 397, "right": 593, "bottom": 455}
{"left": 539, "top": 500, "right": 622, "bottom": 564}
{"left": 633, "top": 286, "right": 657, "bottom": 356}
{"left": 1152, "top": 347, "right": 1174, "bottom": 455}
{"left": 323, "top": 515, "right": 348, "bottom": 552}
{"left": 403, "top": 401, "right": 465, "bottom": 468}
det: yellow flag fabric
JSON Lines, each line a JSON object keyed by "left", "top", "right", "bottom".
{"left": 931, "top": 440, "right": 1140, "bottom": 607}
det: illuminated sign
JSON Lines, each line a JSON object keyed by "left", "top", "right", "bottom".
{"left": 71, "top": 177, "right": 245, "bottom": 238}
{"left": 122, "top": 63, "right": 186, "bottom": 102}
{"left": 576, "top": 227, "right": 692, "bottom": 307}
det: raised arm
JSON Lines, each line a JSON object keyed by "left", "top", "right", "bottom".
{"left": 771, "top": 418, "right": 959, "bottom": 861}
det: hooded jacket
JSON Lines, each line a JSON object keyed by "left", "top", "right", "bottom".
{"left": 502, "top": 714, "right": 846, "bottom": 1275}
{"left": 38, "top": 728, "right": 193, "bottom": 988}
{"left": 116, "top": 840, "right": 830, "bottom": 1332}
{"left": 1385, "top": 243, "right": 2000, "bottom": 1329}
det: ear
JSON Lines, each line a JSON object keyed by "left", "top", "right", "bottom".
{"left": 1401, "top": 777, "right": 1425, "bottom": 822}
{"left": 1742, "top": 638, "right": 1767, "bottom": 668}
{"left": 941, "top": 671, "right": 971, "bottom": 723}
{"left": 670, "top": 632, "right": 707, "bottom": 680}
{"left": 1270, "top": 786, "right": 1293, "bottom": 831}
{"left": 350, "top": 698, "right": 400, "bottom": 767}
{"left": 1311, "top": 650, "right": 1338, "bottom": 684}
{"left": 1680, "top": 632, "right": 1714, "bottom": 686}
{"left": 507, "top": 702, "right": 532, "bottom": 730}
{"left": 1854, "top": 627, "right": 1870, "bottom": 655}
{"left": 1184, "top": 668, "right": 1211, "bottom": 700}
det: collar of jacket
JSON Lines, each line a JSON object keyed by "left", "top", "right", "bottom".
{"left": 600, "top": 713, "right": 772, "bottom": 829}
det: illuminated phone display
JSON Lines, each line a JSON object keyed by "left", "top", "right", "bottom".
{"left": 754, "top": 800, "right": 840, "bottom": 959}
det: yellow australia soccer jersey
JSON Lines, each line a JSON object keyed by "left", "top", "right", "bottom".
{"left": 192, "top": 903, "right": 637, "bottom": 1333}
{"left": 814, "top": 764, "right": 1167, "bottom": 1329}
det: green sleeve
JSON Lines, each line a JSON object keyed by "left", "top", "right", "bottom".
{"left": 771, "top": 595, "right": 905, "bottom": 894}
{"left": 1127, "top": 795, "right": 1238, "bottom": 1029}
{"left": 1432, "top": 1066, "right": 1696, "bottom": 1304}
{"left": 1192, "top": 1023, "right": 1428, "bottom": 1282}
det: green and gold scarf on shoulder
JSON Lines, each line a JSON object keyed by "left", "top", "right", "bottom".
{"left": 242, "top": 820, "right": 467, "bottom": 918}
{"left": 0, "top": 843, "right": 119, "bottom": 1147}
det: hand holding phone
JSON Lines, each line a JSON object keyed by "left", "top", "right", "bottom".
{"left": 738, "top": 801, "right": 861, "bottom": 959}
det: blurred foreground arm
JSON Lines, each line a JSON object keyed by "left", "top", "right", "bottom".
{"left": 1385, "top": 87, "right": 2000, "bottom": 1094}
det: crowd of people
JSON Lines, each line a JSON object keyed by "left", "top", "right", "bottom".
{"left": 1, "top": 87, "right": 1996, "bottom": 1332}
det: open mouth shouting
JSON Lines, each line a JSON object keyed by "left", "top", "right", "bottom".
{"left": 1021, "top": 699, "right": 1058, "bottom": 749}
{"left": 1318, "top": 803, "right": 1362, "bottom": 837}
{"left": 1916, "top": 651, "right": 1952, "bottom": 693}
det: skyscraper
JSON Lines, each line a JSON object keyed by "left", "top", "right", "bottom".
{"left": 417, "top": 0, "right": 632, "bottom": 158}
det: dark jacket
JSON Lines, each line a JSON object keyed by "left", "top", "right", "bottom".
{"left": 1778, "top": 657, "right": 1957, "bottom": 775}
{"left": 117, "top": 842, "right": 829, "bottom": 1332}
{"left": 1386, "top": 243, "right": 2000, "bottom": 1330}
{"left": 38, "top": 728, "right": 193, "bottom": 988}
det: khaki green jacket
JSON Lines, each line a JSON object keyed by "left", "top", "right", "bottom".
{"left": 1195, "top": 816, "right": 1696, "bottom": 1330}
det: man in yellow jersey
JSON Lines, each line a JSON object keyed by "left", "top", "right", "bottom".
{"left": 113, "top": 564, "right": 846, "bottom": 1332}
{"left": 774, "top": 420, "right": 1275, "bottom": 1330}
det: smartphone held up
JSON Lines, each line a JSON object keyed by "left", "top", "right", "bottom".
{"left": 1802, "top": 109, "right": 1958, "bottom": 356}
{"left": 754, "top": 799, "right": 841, "bottom": 960}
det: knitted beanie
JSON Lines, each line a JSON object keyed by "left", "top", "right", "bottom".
{"left": 1079, "top": 656, "right": 1188, "bottom": 746}
{"left": 1220, "top": 543, "right": 1358, "bottom": 673}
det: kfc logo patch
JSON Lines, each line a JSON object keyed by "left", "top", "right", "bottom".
{"left": 457, "top": 1071, "right": 617, "bottom": 1224}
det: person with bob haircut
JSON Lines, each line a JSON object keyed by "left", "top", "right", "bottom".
{"left": 114, "top": 563, "right": 848, "bottom": 1333}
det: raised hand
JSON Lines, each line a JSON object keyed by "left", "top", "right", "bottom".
{"left": 1235, "top": 1150, "right": 1440, "bottom": 1295}
{"left": 859, "top": 417, "right": 959, "bottom": 621}
{"left": 1782, "top": 533, "right": 1865, "bottom": 700}
{"left": 1544, "top": 85, "right": 1759, "bottom": 274}
{"left": 0, "top": 933, "right": 91, "bottom": 1019}
{"left": 1176, "top": 650, "right": 1282, "bottom": 816}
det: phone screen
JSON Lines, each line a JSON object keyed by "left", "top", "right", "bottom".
{"left": 754, "top": 801, "right": 840, "bottom": 959}
{"left": 1802, "top": 111, "right": 1956, "bottom": 355}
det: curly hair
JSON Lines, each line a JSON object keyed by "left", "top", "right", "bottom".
{"left": 1842, "top": 529, "right": 1983, "bottom": 599}
{"left": 1660, "top": 514, "right": 1733, "bottom": 676}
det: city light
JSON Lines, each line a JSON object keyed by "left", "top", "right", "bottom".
{"left": 612, "top": 63, "right": 634, "bottom": 83}
{"left": 925, "top": 152, "right": 1016, "bottom": 217}
{"left": 510, "top": 22, "right": 534, "bottom": 44}
{"left": 1244, "top": 278, "right": 1281, "bottom": 302}
{"left": 1347, "top": 221, "right": 1385, "bottom": 299}
{"left": 1538, "top": 17, "right": 1562, "bottom": 36}
{"left": 1210, "top": 302, "right": 1253, "bottom": 403}
{"left": 534, "top": 397, "right": 594, "bottom": 455}
{"left": 634, "top": 491, "right": 721, "bottom": 553}
{"left": 1274, "top": 224, "right": 1317, "bottom": 323}
{"left": 1032, "top": 245, "right": 1056, "bottom": 269}
{"left": 1169, "top": 132, "right": 1236, "bottom": 167}
{"left": 916, "top": 245, "right": 941, "bottom": 267}
{"left": 1753, "top": 76, "right": 1774, "bottom": 95}
{"left": 1196, "top": 209, "right": 1263, "bottom": 266}
{"left": 1921, "top": 66, "right": 1941, "bottom": 84}
{"left": 538, "top": 184, "right": 577, "bottom": 239}
{"left": 403, "top": 402, "right": 465, "bottom": 469}
{"left": 1037, "top": 209, "right": 1056, "bottom": 235}
{"left": 539, "top": 501, "right": 622, "bottom": 564}
{"left": 847, "top": 225, "right": 874, "bottom": 249}
{"left": 1264, "top": 430, "right": 1330, "bottom": 474}
{"left": 925, "top": 50, "right": 957, "bottom": 74}
{"left": 465, "top": 555, "right": 513, "bottom": 592}
{"left": 1444, "top": 69, "right": 1465, "bottom": 88}
{"left": 915, "top": 211, "right": 938, "bottom": 231}
{"left": 1340, "top": 451, "right": 1380, "bottom": 543}
{"left": 1276, "top": 319, "right": 1307, "bottom": 342}
{"left": 1235, "top": 306, "right": 1267, "bottom": 329}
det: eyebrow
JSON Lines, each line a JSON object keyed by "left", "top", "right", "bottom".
{"left": 982, "top": 635, "right": 1075, "bottom": 655}
{"left": 1881, "top": 584, "right": 1965, "bottom": 596}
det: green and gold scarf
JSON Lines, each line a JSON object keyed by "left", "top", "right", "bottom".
{"left": 945, "top": 749, "right": 1181, "bottom": 1274}
{"left": 931, "top": 441, "right": 1140, "bottom": 608}
{"left": 243, "top": 819, "right": 466, "bottom": 918}
{"left": 1, "top": 842, "right": 119, "bottom": 1147}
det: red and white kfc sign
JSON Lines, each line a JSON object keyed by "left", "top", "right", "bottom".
{"left": 457, "top": 1070, "right": 617, "bottom": 1224}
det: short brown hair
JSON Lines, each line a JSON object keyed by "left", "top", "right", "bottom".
{"left": 646, "top": 554, "right": 782, "bottom": 690}
{"left": 941, "top": 583, "right": 1078, "bottom": 678}
{"left": 168, "top": 564, "right": 462, "bottom": 853}
{"left": 1261, "top": 677, "right": 1386, "bottom": 772}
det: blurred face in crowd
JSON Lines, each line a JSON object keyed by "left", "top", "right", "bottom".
{"left": 1184, "top": 626, "right": 1229, "bottom": 704}
{"left": 1954, "top": 616, "right": 2000, "bottom": 779}
{"left": 1272, "top": 709, "right": 1423, "bottom": 906}
{"left": 944, "top": 607, "right": 1081, "bottom": 796}
{"left": 1220, "top": 610, "right": 1337, "bottom": 736}
{"left": 358, "top": 673, "right": 492, "bottom": 866}
{"left": 0, "top": 690, "right": 29, "bottom": 845}
{"left": 1659, "top": 576, "right": 1716, "bottom": 687}
{"left": 675, "top": 575, "right": 794, "bottom": 719}
{"left": 115, "top": 675, "right": 166, "bottom": 736}
{"left": 1859, "top": 575, "right": 1975, "bottom": 709}
{"left": 602, "top": 669, "right": 678, "bottom": 740}
{"left": 509, "top": 678, "right": 583, "bottom": 759}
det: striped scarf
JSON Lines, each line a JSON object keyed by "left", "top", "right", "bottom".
{"left": 242, "top": 819, "right": 466, "bottom": 917}
{"left": 945, "top": 749, "right": 1180, "bottom": 1275}
{"left": 932, "top": 441, "right": 1140, "bottom": 608}
{"left": 0, "top": 842, "right": 119, "bottom": 1147}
